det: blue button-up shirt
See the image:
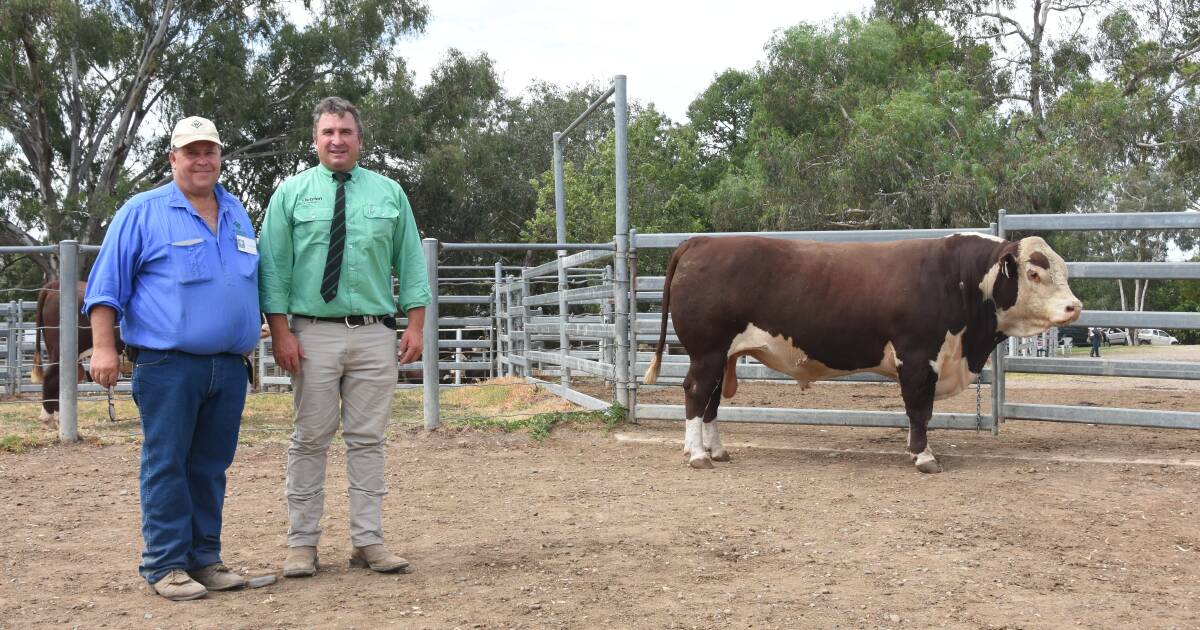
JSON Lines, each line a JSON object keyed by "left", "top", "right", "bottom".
{"left": 83, "top": 182, "right": 261, "bottom": 355}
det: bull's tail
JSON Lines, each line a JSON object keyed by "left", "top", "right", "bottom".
{"left": 31, "top": 284, "right": 49, "bottom": 384}
{"left": 643, "top": 239, "right": 692, "bottom": 385}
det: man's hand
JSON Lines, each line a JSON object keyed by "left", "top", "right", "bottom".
{"left": 266, "top": 314, "right": 305, "bottom": 374}
{"left": 87, "top": 305, "right": 121, "bottom": 388}
{"left": 90, "top": 346, "right": 121, "bottom": 388}
{"left": 398, "top": 326, "right": 423, "bottom": 365}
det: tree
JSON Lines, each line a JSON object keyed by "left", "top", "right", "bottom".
{"left": 525, "top": 106, "right": 707, "bottom": 273}
{"left": 0, "top": 0, "right": 429, "bottom": 276}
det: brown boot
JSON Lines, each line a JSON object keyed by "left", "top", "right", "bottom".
{"left": 349, "top": 544, "right": 410, "bottom": 573}
{"left": 283, "top": 546, "right": 319, "bottom": 578}
{"left": 188, "top": 563, "right": 246, "bottom": 591}
{"left": 151, "top": 569, "right": 208, "bottom": 601}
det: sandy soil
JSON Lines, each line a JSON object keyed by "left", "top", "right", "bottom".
{"left": 0, "top": 347, "right": 1198, "bottom": 629}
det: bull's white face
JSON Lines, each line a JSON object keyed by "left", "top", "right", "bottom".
{"left": 985, "top": 236, "right": 1082, "bottom": 337}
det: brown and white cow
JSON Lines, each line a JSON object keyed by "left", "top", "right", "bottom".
{"left": 31, "top": 279, "right": 92, "bottom": 427}
{"left": 643, "top": 234, "right": 1082, "bottom": 473}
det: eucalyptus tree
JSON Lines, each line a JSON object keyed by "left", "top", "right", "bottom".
{"left": 0, "top": 0, "right": 429, "bottom": 276}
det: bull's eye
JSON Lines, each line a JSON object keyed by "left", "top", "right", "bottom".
{"left": 1026, "top": 269, "right": 1041, "bottom": 283}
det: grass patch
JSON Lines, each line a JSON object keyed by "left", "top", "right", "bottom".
{"left": 451, "top": 403, "right": 625, "bottom": 441}
{"left": 0, "top": 377, "right": 615, "bottom": 449}
{"left": 0, "top": 433, "right": 52, "bottom": 454}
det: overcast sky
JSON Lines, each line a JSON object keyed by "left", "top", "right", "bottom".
{"left": 400, "top": 0, "right": 873, "bottom": 123}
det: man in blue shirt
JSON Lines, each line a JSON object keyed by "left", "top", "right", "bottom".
{"left": 85, "top": 116, "right": 261, "bottom": 601}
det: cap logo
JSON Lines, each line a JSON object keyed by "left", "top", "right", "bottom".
{"left": 190, "top": 119, "right": 203, "bottom": 128}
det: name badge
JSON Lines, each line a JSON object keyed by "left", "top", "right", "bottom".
{"left": 236, "top": 234, "right": 258, "bottom": 255}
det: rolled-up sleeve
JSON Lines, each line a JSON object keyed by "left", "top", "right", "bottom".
{"left": 392, "top": 187, "right": 431, "bottom": 313}
{"left": 258, "top": 187, "right": 294, "bottom": 314}
{"left": 83, "top": 203, "right": 142, "bottom": 319}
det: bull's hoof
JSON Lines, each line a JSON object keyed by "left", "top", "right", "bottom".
{"left": 709, "top": 449, "right": 732, "bottom": 462}
{"left": 688, "top": 454, "right": 714, "bottom": 469}
{"left": 39, "top": 409, "right": 57, "bottom": 429}
{"left": 914, "top": 453, "right": 942, "bottom": 474}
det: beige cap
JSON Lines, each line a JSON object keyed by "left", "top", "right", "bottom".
{"left": 171, "top": 116, "right": 223, "bottom": 148}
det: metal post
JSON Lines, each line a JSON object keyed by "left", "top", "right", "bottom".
{"left": 6, "top": 301, "right": 18, "bottom": 397}
{"left": 601, "top": 266, "right": 613, "bottom": 368}
{"left": 422, "top": 238, "right": 440, "bottom": 430}
{"left": 256, "top": 335, "right": 267, "bottom": 392}
{"left": 520, "top": 274, "right": 533, "bottom": 378}
{"left": 58, "top": 240, "right": 80, "bottom": 442}
{"left": 454, "top": 329, "right": 463, "bottom": 385}
{"left": 504, "top": 276, "right": 515, "bottom": 376}
{"left": 558, "top": 252, "right": 571, "bottom": 391}
{"left": 493, "top": 262, "right": 502, "bottom": 379}
{"left": 553, "top": 132, "right": 567, "bottom": 249}
{"left": 627, "top": 228, "right": 638, "bottom": 422}
{"left": 991, "top": 209, "right": 1007, "bottom": 435}
{"left": 612, "top": 75, "right": 631, "bottom": 412}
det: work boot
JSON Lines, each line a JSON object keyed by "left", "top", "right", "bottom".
{"left": 283, "top": 546, "right": 319, "bottom": 578}
{"left": 187, "top": 563, "right": 246, "bottom": 591}
{"left": 349, "top": 544, "right": 410, "bottom": 573}
{"left": 151, "top": 569, "right": 208, "bottom": 601}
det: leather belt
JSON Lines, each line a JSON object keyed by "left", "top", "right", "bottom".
{"left": 296, "top": 314, "right": 384, "bottom": 328}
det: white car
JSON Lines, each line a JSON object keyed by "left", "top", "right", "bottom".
{"left": 1137, "top": 329, "right": 1180, "bottom": 346}
{"left": 1103, "top": 328, "right": 1129, "bottom": 345}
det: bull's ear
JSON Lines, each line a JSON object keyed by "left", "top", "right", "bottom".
{"left": 992, "top": 249, "right": 1019, "bottom": 310}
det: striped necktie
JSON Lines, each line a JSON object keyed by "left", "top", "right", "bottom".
{"left": 320, "top": 171, "right": 351, "bottom": 302}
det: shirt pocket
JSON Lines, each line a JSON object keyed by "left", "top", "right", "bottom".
{"left": 294, "top": 204, "right": 334, "bottom": 246}
{"left": 362, "top": 203, "right": 400, "bottom": 245}
{"left": 169, "top": 239, "right": 214, "bottom": 285}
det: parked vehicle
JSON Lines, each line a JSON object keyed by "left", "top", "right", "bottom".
{"left": 1137, "top": 329, "right": 1180, "bottom": 345}
{"left": 1103, "top": 328, "right": 1129, "bottom": 345}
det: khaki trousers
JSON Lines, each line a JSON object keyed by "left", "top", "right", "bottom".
{"left": 286, "top": 318, "right": 396, "bottom": 548}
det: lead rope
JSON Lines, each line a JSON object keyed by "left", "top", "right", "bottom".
{"left": 975, "top": 378, "right": 983, "bottom": 432}
{"left": 107, "top": 385, "right": 117, "bottom": 422}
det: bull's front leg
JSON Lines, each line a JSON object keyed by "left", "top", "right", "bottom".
{"left": 682, "top": 354, "right": 726, "bottom": 469}
{"left": 898, "top": 361, "right": 941, "bottom": 473}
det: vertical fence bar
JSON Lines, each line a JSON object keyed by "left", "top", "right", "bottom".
{"left": 553, "top": 132, "right": 567, "bottom": 249}
{"left": 6, "top": 301, "right": 17, "bottom": 396}
{"left": 992, "top": 209, "right": 1007, "bottom": 435}
{"left": 454, "top": 329, "right": 463, "bottom": 385}
{"left": 627, "top": 228, "right": 639, "bottom": 422}
{"left": 493, "top": 262, "right": 502, "bottom": 378}
{"left": 257, "top": 335, "right": 267, "bottom": 392}
{"left": 520, "top": 274, "right": 533, "bottom": 377}
{"left": 558, "top": 253, "right": 571, "bottom": 391}
{"left": 612, "top": 75, "right": 631, "bottom": 412}
{"left": 601, "top": 266, "right": 613, "bottom": 368}
{"left": 422, "top": 238, "right": 440, "bottom": 430}
{"left": 16, "top": 299, "right": 26, "bottom": 395}
{"left": 58, "top": 240, "right": 80, "bottom": 442}
{"left": 504, "top": 276, "right": 515, "bottom": 376}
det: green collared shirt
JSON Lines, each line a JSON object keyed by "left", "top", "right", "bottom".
{"left": 258, "top": 163, "right": 431, "bottom": 316}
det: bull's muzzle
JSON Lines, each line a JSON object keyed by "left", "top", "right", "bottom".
{"left": 1051, "top": 299, "right": 1083, "bottom": 326}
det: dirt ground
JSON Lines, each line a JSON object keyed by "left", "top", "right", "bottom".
{"left": 1, "top": 347, "right": 1198, "bottom": 629}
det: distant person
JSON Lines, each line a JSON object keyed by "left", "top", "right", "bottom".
{"left": 1089, "top": 327, "right": 1102, "bottom": 357}
{"left": 258, "top": 96, "right": 432, "bottom": 578}
{"left": 85, "top": 116, "right": 260, "bottom": 601}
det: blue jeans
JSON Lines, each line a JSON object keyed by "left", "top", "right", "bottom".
{"left": 132, "top": 349, "right": 246, "bottom": 584}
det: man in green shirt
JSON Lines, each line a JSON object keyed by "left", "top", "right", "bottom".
{"left": 259, "top": 96, "right": 432, "bottom": 578}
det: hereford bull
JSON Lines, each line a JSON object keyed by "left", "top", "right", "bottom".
{"left": 643, "top": 234, "right": 1082, "bottom": 473}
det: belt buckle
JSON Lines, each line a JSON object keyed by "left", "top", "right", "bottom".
{"left": 344, "top": 316, "right": 361, "bottom": 329}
